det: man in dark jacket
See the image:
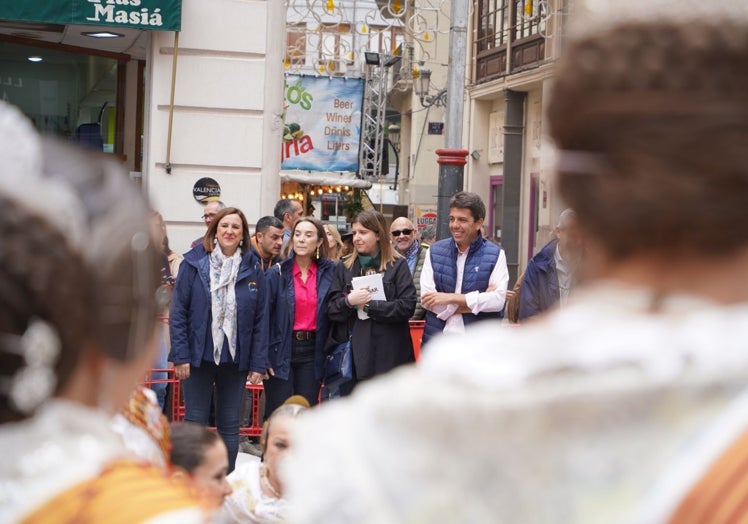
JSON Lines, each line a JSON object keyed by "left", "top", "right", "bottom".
{"left": 251, "top": 215, "right": 284, "bottom": 271}
{"left": 420, "top": 192, "right": 509, "bottom": 344}
{"left": 519, "top": 209, "right": 583, "bottom": 321}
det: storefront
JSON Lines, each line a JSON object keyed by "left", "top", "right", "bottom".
{"left": 0, "top": 1, "right": 181, "bottom": 173}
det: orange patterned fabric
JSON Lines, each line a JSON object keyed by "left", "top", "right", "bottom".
{"left": 21, "top": 460, "right": 208, "bottom": 524}
{"left": 668, "top": 429, "right": 748, "bottom": 524}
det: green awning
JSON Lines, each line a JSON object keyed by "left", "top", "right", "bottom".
{"left": 1, "top": 0, "right": 181, "bottom": 31}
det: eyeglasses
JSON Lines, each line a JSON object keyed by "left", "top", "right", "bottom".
{"left": 201, "top": 213, "right": 217, "bottom": 221}
{"left": 391, "top": 229, "right": 414, "bottom": 237}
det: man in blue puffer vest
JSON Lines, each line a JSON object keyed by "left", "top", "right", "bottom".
{"left": 420, "top": 192, "right": 509, "bottom": 345}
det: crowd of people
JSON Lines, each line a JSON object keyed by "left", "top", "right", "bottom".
{"left": 4, "top": 0, "right": 748, "bottom": 521}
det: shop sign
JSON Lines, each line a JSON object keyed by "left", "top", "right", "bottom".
{"left": 193, "top": 177, "right": 221, "bottom": 203}
{"left": 428, "top": 122, "right": 444, "bottom": 135}
{"left": 0, "top": 0, "right": 182, "bottom": 31}
{"left": 415, "top": 206, "right": 437, "bottom": 231}
{"left": 281, "top": 75, "right": 364, "bottom": 173}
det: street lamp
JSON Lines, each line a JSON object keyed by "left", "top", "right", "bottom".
{"left": 385, "top": 122, "right": 401, "bottom": 191}
{"left": 414, "top": 69, "right": 447, "bottom": 108}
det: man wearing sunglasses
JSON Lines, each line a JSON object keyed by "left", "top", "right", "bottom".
{"left": 390, "top": 217, "right": 429, "bottom": 320}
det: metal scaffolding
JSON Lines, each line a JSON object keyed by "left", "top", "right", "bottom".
{"left": 358, "top": 58, "right": 389, "bottom": 180}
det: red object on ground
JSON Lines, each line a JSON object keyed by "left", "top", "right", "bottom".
{"left": 409, "top": 320, "right": 425, "bottom": 361}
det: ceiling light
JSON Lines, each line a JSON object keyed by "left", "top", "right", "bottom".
{"left": 82, "top": 31, "right": 124, "bottom": 38}
{"left": 27, "top": 56, "right": 43, "bottom": 63}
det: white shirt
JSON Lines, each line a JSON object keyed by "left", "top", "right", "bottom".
{"left": 420, "top": 239, "right": 509, "bottom": 334}
{"left": 554, "top": 244, "right": 573, "bottom": 306}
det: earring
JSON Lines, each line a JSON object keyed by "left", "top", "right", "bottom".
{"left": 316, "top": 246, "right": 320, "bottom": 259}
{"left": 213, "top": 237, "right": 218, "bottom": 246}
{"left": 240, "top": 239, "right": 244, "bottom": 247}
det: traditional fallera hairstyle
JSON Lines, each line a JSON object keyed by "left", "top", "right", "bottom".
{"left": 259, "top": 395, "right": 309, "bottom": 457}
{"left": 344, "top": 210, "right": 400, "bottom": 272}
{"left": 202, "top": 207, "right": 253, "bottom": 254}
{"left": 0, "top": 101, "right": 161, "bottom": 423}
{"left": 548, "top": 0, "right": 748, "bottom": 258}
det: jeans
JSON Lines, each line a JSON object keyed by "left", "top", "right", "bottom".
{"left": 182, "top": 361, "right": 248, "bottom": 472}
{"left": 263, "top": 339, "right": 320, "bottom": 419}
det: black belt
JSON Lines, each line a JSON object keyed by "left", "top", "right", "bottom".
{"left": 293, "top": 330, "right": 315, "bottom": 341}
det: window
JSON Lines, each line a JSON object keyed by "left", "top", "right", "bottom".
{"left": 317, "top": 23, "right": 352, "bottom": 73}
{"left": 474, "top": 0, "right": 548, "bottom": 83}
{"left": 476, "top": 0, "right": 509, "bottom": 53}
{"left": 285, "top": 23, "right": 307, "bottom": 67}
{"left": 366, "top": 25, "right": 405, "bottom": 56}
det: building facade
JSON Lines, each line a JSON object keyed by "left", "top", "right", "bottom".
{"left": 0, "top": 0, "right": 286, "bottom": 253}
{"left": 464, "top": 0, "right": 571, "bottom": 281}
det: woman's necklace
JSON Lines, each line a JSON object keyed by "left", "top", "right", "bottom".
{"left": 260, "top": 464, "right": 281, "bottom": 498}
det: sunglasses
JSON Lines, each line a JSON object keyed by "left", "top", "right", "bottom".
{"left": 391, "top": 229, "right": 414, "bottom": 237}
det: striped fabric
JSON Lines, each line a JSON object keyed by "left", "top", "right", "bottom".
{"left": 668, "top": 429, "right": 748, "bottom": 524}
{"left": 21, "top": 460, "right": 208, "bottom": 523}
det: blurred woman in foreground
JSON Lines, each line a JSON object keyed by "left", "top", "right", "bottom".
{"left": 285, "top": 2, "right": 748, "bottom": 522}
{"left": 0, "top": 100, "right": 209, "bottom": 522}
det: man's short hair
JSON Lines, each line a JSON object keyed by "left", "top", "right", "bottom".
{"left": 206, "top": 200, "right": 226, "bottom": 210}
{"left": 421, "top": 224, "right": 437, "bottom": 242}
{"left": 449, "top": 192, "right": 486, "bottom": 222}
{"left": 274, "top": 199, "right": 296, "bottom": 221}
{"left": 556, "top": 208, "right": 577, "bottom": 230}
{"left": 256, "top": 215, "right": 284, "bottom": 235}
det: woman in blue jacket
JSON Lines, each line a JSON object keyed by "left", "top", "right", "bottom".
{"left": 169, "top": 207, "right": 267, "bottom": 472}
{"left": 263, "top": 217, "right": 335, "bottom": 415}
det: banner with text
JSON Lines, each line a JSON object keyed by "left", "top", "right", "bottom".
{"left": 415, "top": 205, "right": 437, "bottom": 232}
{"left": 0, "top": 1, "right": 181, "bottom": 31}
{"left": 281, "top": 75, "right": 364, "bottom": 173}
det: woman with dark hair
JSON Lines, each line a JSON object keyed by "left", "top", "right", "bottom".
{"left": 0, "top": 100, "right": 209, "bottom": 521}
{"left": 169, "top": 206, "right": 268, "bottom": 472}
{"left": 326, "top": 210, "right": 416, "bottom": 394}
{"left": 263, "top": 217, "right": 335, "bottom": 412}
{"left": 170, "top": 422, "right": 233, "bottom": 506}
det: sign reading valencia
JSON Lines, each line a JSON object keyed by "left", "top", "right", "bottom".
{"left": 0, "top": 0, "right": 181, "bottom": 31}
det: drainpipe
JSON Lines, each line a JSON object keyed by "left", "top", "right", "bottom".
{"left": 502, "top": 89, "right": 526, "bottom": 286}
{"left": 165, "top": 31, "right": 179, "bottom": 174}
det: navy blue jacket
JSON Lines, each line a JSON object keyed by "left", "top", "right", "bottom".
{"left": 423, "top": 235, "right": 502, "bottom": 343}
{"left": 518, "top": 239, "right": 559, "bottom": 321}
{"left": 168, "top": 245, "right": 268, "bottom": 373}
{"left": 265, "top": 256, "right": 335, "bottom": 381}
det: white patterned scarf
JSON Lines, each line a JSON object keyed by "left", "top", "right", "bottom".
{"left": 209, "top": 248, "right": 242, "bottom": 364}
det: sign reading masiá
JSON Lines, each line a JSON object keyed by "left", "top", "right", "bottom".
{"left": 0, "top": 0, "right": 182, "bottom": 31}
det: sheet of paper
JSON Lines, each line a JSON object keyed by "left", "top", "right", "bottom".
{"left": 352, "top": 273, "right": 385, "bottom": 320}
